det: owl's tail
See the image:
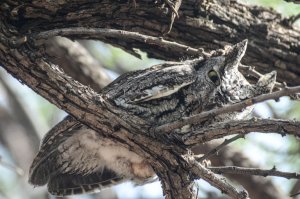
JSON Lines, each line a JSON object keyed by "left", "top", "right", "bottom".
{"left": 47, "top": 168, "right": 125, "bottom": 196}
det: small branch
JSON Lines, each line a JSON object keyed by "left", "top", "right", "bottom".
{"left": 209, "top": 166, "right": 300, "bottom": 180}
{"left": 155, "top": 86, "right": 300, "bottom": 133}
{"left": 33, "top": 27, "right": 211, "bottom": 59}
{"left": 183, "top": 118, "right": 300, "bottom": 145}
{"left": 183, "top": 156, "right": 249, "bottom": 199}
{"left": 197, "top": 135, "right": 245, "bottom": 162}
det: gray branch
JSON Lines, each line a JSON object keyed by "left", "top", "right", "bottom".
{"left": 183, "top": 119, "right": 300, "bottom": 145}
{"left": 184, "top": 156, "right": 249, "bottom": 199}
{"left": 209, "top": 166, "right": 300, "bottom": 180}
{"left": 197, "top": 135, "right": 245, "bottom": 162}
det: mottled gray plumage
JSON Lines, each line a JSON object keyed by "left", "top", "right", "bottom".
{"left": 29, "top": 40, "right": 276, "bottom": 196}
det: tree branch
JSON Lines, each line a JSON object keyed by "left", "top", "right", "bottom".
{"left": 2, "top": 0, "right": 299, "bottom": 85}
{"left": 197, "top": 135, "right": 245, "bottom": 162}
{"left": 183, "top": 156, "right": 249, "bottom": 199}
{"left": 209, "top": 166, "right": 300, "bottom": 180}
{"left": 183, "top": 118, "right": 300, "bottom": 145}
{"left": 193, "top": 144, "right": 288, "bottom": 199}
{"left": 33, "top": 27, "right": 211, "bottom": 60}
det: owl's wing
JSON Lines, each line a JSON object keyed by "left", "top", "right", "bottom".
{"left": 103, "top": 61, "right": 196, "bottom": 103}
{"left": 29, "top": 115, "right": 80, "bottom": 186}
{"left": 47, "top": 168, "right": 124, "bottom": 196}
{"left": 29, "top": 116, "right": 125, "bottom": 196}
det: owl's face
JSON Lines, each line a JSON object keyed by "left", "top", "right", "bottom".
{"left": 188, "top": 40, "right": 276, "bottom": 113}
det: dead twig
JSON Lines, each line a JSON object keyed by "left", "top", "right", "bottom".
{"left": 209, "top": 166, "right": 300, "bottom": 180}
{"left": 197, "top": 135, "right": 245, "bottom": 162}
{"left": 33, "top": 28, "right": 211, "bottom": 58}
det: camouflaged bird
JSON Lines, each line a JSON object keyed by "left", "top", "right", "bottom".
{"left": 29, "top": 40, "right": 277, "bottom": 196}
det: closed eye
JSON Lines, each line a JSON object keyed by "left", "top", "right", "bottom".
{"left": 208, "top": 70, "right": 220, "bottom": 86}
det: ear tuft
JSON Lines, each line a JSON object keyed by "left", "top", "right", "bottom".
{"left": 225, "top": 40, "right": 248, "bottom": 69}
{"left": 256, "top": 71, "right": 277, "bottom": 94}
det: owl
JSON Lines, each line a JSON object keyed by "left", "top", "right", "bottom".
{"left": 29, "top": 40, "right": 276, "bottom": 196}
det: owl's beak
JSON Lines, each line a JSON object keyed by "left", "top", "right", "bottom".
{"left": 224, "top": 40, "right": 248, "bottom": 70}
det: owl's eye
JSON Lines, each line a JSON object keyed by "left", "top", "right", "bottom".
{"left": 208, "top": 70, "right": 220, "bottom": 85}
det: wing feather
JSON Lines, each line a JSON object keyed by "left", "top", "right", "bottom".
{"left": 103, "top": 61, "right": 196, "bottom": 103}
{"left": 48, "top": 168, "right": 125, "bottom": 196}
{"left": 29, "top": 116, "right": 84, "bottom": 185}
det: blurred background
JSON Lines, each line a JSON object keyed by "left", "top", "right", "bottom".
{"left": 0, "top": 0, "right": 299, "bottom": 199}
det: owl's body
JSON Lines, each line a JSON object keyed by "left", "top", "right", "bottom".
{"left": 29, "top": 41, "right": 276, "bottom": 196}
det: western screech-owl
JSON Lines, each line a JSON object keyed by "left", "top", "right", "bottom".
{"left": 29, "top": 40, "right": 276, "bottom": 196}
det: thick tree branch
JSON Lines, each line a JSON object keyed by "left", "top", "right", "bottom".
{"left": 1, "top": 0, "right": 299, "bottom": 85}
{"left": 34, "top": 28, "right": 211, "bottom": 60}
{"left": 183, "top": 119, "right": 300, "bottom": 145}
{"left": 209, "top": 166, "right": 300, "bottom": 180}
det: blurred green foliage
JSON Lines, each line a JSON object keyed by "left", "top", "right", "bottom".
{"left": 243, "top": 0, "right": 300, "bottom": 16}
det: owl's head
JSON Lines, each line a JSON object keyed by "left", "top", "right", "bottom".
{"left": 189, "top": 40, "right": 276, "bottom": 111}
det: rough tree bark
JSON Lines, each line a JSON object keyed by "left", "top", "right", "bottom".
{"left": 2, "top": 0, "right": 298, "bottom": 84}
{"left": 0, "top": 1, "right": 299, "bottom": 199}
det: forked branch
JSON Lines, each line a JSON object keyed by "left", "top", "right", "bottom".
{"left": 183, "top": 155, "right": 249, "bottom": 199}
